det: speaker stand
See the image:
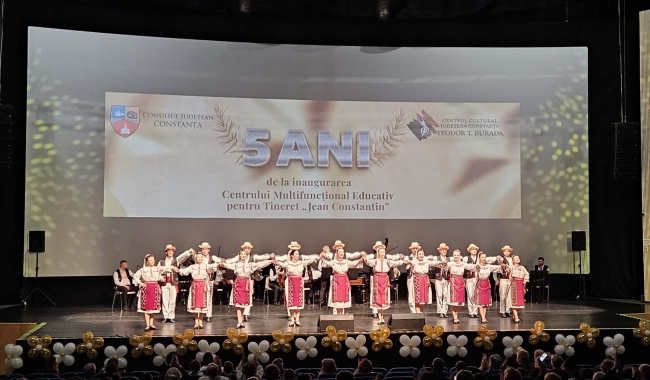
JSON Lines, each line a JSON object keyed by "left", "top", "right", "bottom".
{"left": 573, "top": 250, "right": 586, "bottom": 301}
{"left": 24, "top": 251, "right": 56, "bottom": 306}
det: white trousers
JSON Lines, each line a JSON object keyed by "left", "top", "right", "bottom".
{"left": 434, "top": 279, "right": 449, "bottom": 314}
{"left": 161, "top": 283, "right": 177, "bottom": 320}
{"left": 498, "top": 279, "right": 512, "bottom": 313}
{"left": 465, "top": 278, "right": 477, "bottom": 315}
{"left": 406, "top": 276, "right": 416, "bottom": 313}
{"left": 205, "top": 283, "right": 213, "bottom": 318}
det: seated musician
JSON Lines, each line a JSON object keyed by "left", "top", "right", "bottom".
{"left": 268, "top": 264, "right": 285, "bottom": 305}
{"left": 113, "top": 260, "right": 137, "bottom": 310}
{"left": 215, "top": 268, "right": 233, "bottom": 305}
{"left": 534, "top": 257, "right": 549, "bottom": 272}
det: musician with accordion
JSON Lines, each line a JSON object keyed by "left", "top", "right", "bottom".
{"left": 268, "top": 264, "right": 285, "bottom": 305}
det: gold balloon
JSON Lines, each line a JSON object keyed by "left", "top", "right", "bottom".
{"left": 433, "top": 337, "right": 443, "bottom": 348}
{"left": 577, "top": 333, "right": 586, "bottom": 343}
{"left": 423, "top": 336, "right": 433, "bottom": 347}
{"left": 188, "top": 340, "right": 198, "bottom": 351}
{"left": 238, "top": 333, "right": 249, "bottom": 343}
{"left": 534, "top": 321, "right": 545, "bottom": 331}
{"left": 283, "top": 332, "right": 294, "bottom": 342}
{"left": 488, "top": 331, "right": 497, "bottom": 341}
{"left": 223, "top": 340, "right": 233, "bottom": 350}
{"left": 433, "top": 326, "right": 444, "bottom": 337}
{"left": 28, "top": 336, "right": 40, "bottom": 347}
{"left": 143, "top": 345, "right": 154, "bottom": 356}
{"left": 41, "top": 348, "right": 52, "bottom": 359}
{"left": 473, "top": 337, "right": 485, "bottom": 347}
{"left": 226, "top": 328, "right": 237, "bottom": 339}
{"left": 336, "top": 330, "right": 348, "bottom": 342}
{"left": 281, "top": 343, "right": 292, "bottom": 354}
{"left": 76, "top": 343, "right": 86, "bottom": 354}
{"left": 142, "top": 333, "right": 152, "bottom": 344}
{"left": 332, "top": 341, "right": 342, "bottom": 352}
{"left": 270, "top": 341, "right": 281, "bottom": 352}
{"left": 272, "top": 330, "right": 283, "bottom": 341}
{"left": 640, "top": 321, "right": 650, "bottom": 331}
{"left": 322, "top": 337, "right": 332, "bottom": 347}
{"left": 82, "top": 331, "right": 94, "bottom": 343}
{"left": 642, "top": 336, "right": 650, "bottom": 347}
{"left": 233, "top": 344, "right": 243, "bottom": 355}
{"left": 372, "top": 341, "right": 382, "bottom": 352}
{"left": 477, "top": 326, "right": 487, "bottom": 337}
{"left": 484, "top": 341, "right": 494, "bottom": 350}
{"left": 423, "top": 325, "right": 434, "bottom": 336}
{"left": 528, "top": 335, "right": 539, "bottom": 345}
{"left": 326, "top": 326, "right": 336, "bottom": 337}
{"left": 540, "top": 332, "right": 550, "bottom": 342}
{"left": 369, "top": 330, "right": 380, "bottom": 341}
{"left": 42, "top": 336, "right": 52, "bottom": 347}
{"left": 93, "top": 337, "right": 104, "bottom": 348}
{"left": 184, "top": 329, "right": 194, "bottom": 340}
{"left": 383, "top": 339, "right": 393, "bottom": 349}
{"left": 28, "top": 348, "right": 39, "bottom": 359}
{"left": 579, "top": 323, "right": 590, "bottom": 334}
{"left": 173, "top": 334, "right": 184, "bottom": 345}
{"left": 87, "top": 348, "right": 98, "bottom": 360}
{"left": 177, "top": 345, "right": 188, "bottom": 356}
{"left": 380, "top": 327, "right": 391, "bottom": 338}
{"left": 130, "top": 335, "right": 142, "bottom": 346}
{"left": 586, "top": 338, "right": 596, "bottom": 348}
{"left": 591, "top": 328, "right": 600, "bottom": 338}
{"left": 633, "top": 329, "right": 643, "bottom": 338}
{"left": 132, "top": 347, "right": 142, "bottom": 359}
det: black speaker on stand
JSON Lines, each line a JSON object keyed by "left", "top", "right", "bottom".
{"left": 24, "top": 231, "right": 56, "bottom": 305}
{"left": 571, "top": 231, "right": 587, "bottom": 300}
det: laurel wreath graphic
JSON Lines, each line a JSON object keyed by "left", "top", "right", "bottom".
{"left": 213, "top": 102, "right": 247, "bottom": 165}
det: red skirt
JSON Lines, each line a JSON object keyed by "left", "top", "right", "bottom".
{"left": 449, "top": 277, "right": 466, "bottom": 305}
{"left": 286, "top": 275, "right": 304, "bottom": 309}
{"left": 371, "top": 273, "right": 390, "bottom": 309}
{"left": 475, "top": 278, "right": 492, "bottom": 306}
{"left": 510, "top": 278, "right": 526, "bottom": 308}
{"left": 191, "top": 280, "right": 206, "bottom": 309}
{"left": 413, "top": 274, "right": 430, "bottom": 304}
{"left": 331, "top": 274, "right": 350, "bottom": 303}
{"left": 139, "top": 282, "right": 161, "bottom": 312}
{"left": 232, "top": 277, "right": 251, "bottom": 306}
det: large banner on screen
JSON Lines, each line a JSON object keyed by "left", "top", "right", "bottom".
{"left": 104, "top": 92, "right": 521, "bottom": 219}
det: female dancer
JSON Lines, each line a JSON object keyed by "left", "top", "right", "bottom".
{"left": 363, "top": 241, "right": 406, "bottom": 325}
{"left": 321, "top": 245, "right": 363, "bottom": 315}
{"left": 276, "top": 241, "right": 320, "bottom": 327}
{"left": 132, "top": 254, "right": 164, "bottom": 331}
{"left": 446, "top": 249, "right": 478, "bottom": 324}
{"left": 407, "top": 249, "right": 444, "bottom": 313}
{"left": 474, "top": 251, "right": 505, "bottom": 323}
{"left": 220, "top": 251, "right": 274, "bottom": 328}
{"left": 179, "top": 253, "right": 216, "bottom": 329}
{"left": 506, "top": 255, "right": 530, "bottom": 323}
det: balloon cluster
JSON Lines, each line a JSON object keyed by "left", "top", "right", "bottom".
{"left": 173, "top": 329, "right": 198, "bottom": 356}
{"left": 153, "top": 344, "right": 176, "bottom": 366}
{"left": 502, "top": 336, "right": 524, "bottom": 358}
{"left": 528, "top": 321, "right": 550, "bottom": 345}
{"left": 322, "top": 326, "right": 348, "bottom": 352}
{"left": 129, "top": 333, "right": 154, "bottom": 359}
{"left": 577, "top": 323, "right": 600, "bottom": 348}
{"left": 422, "top": 325, "right": 444, "bottom": 348}
{"left": 76, "top": 331, "right": 105, "bottom": 359}
{"left": 103, "top": 346, "right": 128, "bottom": 369}
{"left": 271, "top": 330, "right": 294, "bottom": 354}
{"left": 248, "top": 341, "right": 270, "bottom": 363}
{"left": 369, "top": 327, "right": 392, "bottom": 352}
{"left": 345, "top": 335, "right": 368, "bottom": 359}
{"left": 196, "top": 340, "right": 220, "bottom": 362}
{"left": 633, "top": 320, "right": 650, "bottom": 347}
{"left": 4, "top": 344, "right": 24, "bottom": 369}
{"left": 554, "top": 335, "right": 576, "bottom": 356}
{"left": 295, "top": 337, "right": 318, "bottom": 360}
{"left": 53, "top": 343, "right": 76, "bottom": 366}
{"left": 223, "top": 328, "right": 248, "bottom": 355}
{"left": 446, "top": 335, "right": 468, "bottom": 357}
{"left": 27, "top": 335, "right": 53, "bottom": 359}
{"left": 399, "top": 335, "right": 421, "bottom": 358}
{"left": 473, "top": 326, "right": 497, "bottom": 350}
{"left": 603, "top": 334, "right": 625, "bottom": 356}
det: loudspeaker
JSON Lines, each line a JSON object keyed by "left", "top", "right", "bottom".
{"left": 317, "top": 314, "right": 354, "bottom": 332}
{"left": 387, "top": 313, "right": 426, "bottom": 330}
{"left": 613, "top": 122, "right": 640, "bottom": 178}
{"left": 28, "top": 231, "right": 45, "bottom": 252}
{"left": 571, "top": 231, "right": 586, "bottom": 251}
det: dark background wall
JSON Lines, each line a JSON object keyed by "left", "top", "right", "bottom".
{"left": 0, "top": 0, "right": 647, "bottom": 304}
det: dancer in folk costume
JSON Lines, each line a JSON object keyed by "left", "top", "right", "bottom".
{"left": 132, "top": 254, "right": 164, "bottom": 331}
{"left": 496, "top": 245, "right": 515, "bottom": 318}
{"left": 431, "top": 243, "right": 451, "bottom": 318}
{"left": 178, "top": 242, "right": 219, "bottom": 321}
{"left": 321, "top": 240, "right": 365, "bottom": 315}
{"left": 220, "top": 251, "right": 274, "bottom": 328}
{"left": 407, "top": 248, "right": 443, "bottom": 313}
{"left": 474, "top": 251, "right": 506, "bottom": 323}
{"left": 363, "top": 241, "right": 407, "bottom": 325}
{"left": 179, "top": 253, "right": 218, "bottom": 330}
{"left": 463, "top": 244, "right": 498, "bottom": 319}
{"left": 446, "top": 250, "right": 478, "bottom": 324}
{"left": 276, "top": 241, "right": 320, "bottom": 327}
{"left": 365, "top": 241, "right": 402, "bottom": 318}
{"left": 505, "top": 255, "right": 530, "bottom": 323}
{"left": 405, "top": 242, "right": 424, "bottom": 314}
{"left": 321, "top": 244, "right": 363, "bottom": 315}
{"left": 158, "top": 244, "right": 195, "bottom": 323}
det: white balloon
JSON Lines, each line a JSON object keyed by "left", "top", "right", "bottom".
{"left": 4, "top": 358, "right": 9, "bottom": 368}
{"left": 347, "top": 349, "right": 358, "bottom": 359}
{"left": 447, "top": 335, "right": 458, "bottom": 346}
{"left": 603, "top": 337, "right": 614, "bottom": 347}
{"left": 565, "top": 335, "right": 576, "bottom": 346}
{"left": 502, "top": 337, "right": 513, "bottom": 347}
{"left": 198, "top": 340, "right": 209, "bottom": 352}
{"left": 196, "top": 352, "right": 205, "bottom": 362}
{"left": 248, "top": 342, "right": 259, "bottom": 352}
{"left": 260, "top": 352, "right": 270, "bottom": 363}
{"left": 446, "top": 346, "right": 457, "bottom": 357}
{"left": 411, "top": 336, "right": 421, "bottom": 346}
{"left": 260, "top": 340, "right": 271, "bottom": 351}
{"left": 565, "top": 347, "right": 575, "bottom": 357}
{"left": 306, "top": 337, "right": 317, "bottom": 348}
{"left": 10, "top": 357, "right": 23, "bottom": 369}
{"left": 63, "top": 355, "right": 75, "bottom": 366}
{"left": 457, "top": 335, "right": 468, "bottom": 347}
{"left": 554, "top": 345, "right": 565, "bottom": 355}
{"left": 605, "top": 347, "right": 615, "bottom": 357}
{"left": 295, "top": 338, "right": 306, "bottom": 349}
{"left": 165, "top": 344, "right": 177, "bottom": 354}
{"left": 503, "top": 347, "right": 514, "bottom": 358}
{"left": 64, "top": 343, "right": 76, "bottom": 355}
{"left": 53, "top": 343, "right": 64, "bottom": 354}
{"left": 458, "top": 347, "right": 468, "bottom": 358}
{"left": 399, "top": 346, "right": 410, "bottom": 357}
{"left": 11, "top": 345, "right": 23, "bottom": 357}
{"left": 54, "top": 354, "right": 63, "bottom": 364}
{"left": 248, "top": 354, "right": 256, "bottom": 362}
{"left": 411, "top": 347, "right": 421, "bottom": 358}
{"left": 153, "top": 356, "right": 164, "bottom": 366}
{"left": 358, "top": 346, "right": 368, "bottom": 356}
{"left": 346, "top": 337, "right": 356, "bottom": 348}
{"left": 614, "top": 334, "right": 625, "bottom": 345}
{"left": 617, "top": 345, "right": 625, "bottom": 355}
{"left": 555, "top": 334, "right": 565, "bottom": 344}
{"left": 4, "top": 344, "right": 11, "bottom": 356}
{"left": 308, "top": 348, "right": 318, "bottom": 358}
{"left": 36, "top": 344, "right": 42, "bottom": 351}
{"left": 513, "top": 336, "right": 523, "bottom": 346}
{"left": 118, "top": 357, "right": 127, "bottom": 369}
{"left": 400, "top": 335, "right": 411, "bottom": 346}
{"left": 116, "top": 345, "right": 128, "bottom": 357}
{"left": 356, "top": 335, "right": 367, "bottom": 345}
{"left": 209, "top": 343, "right": 220, "bottom": 353}
{"left": 104, "top": 346, "right": 116, "bottom": 358}
{"left": 296, "top": 350, "right": 307, "bottom": 360}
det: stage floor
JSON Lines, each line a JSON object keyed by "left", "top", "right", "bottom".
{"left": 1, "top": 299, "right": 648, "bottom": 339}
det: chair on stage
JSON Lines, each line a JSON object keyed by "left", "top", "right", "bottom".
{"left": 112, "top": 286, "right": 137, "bottom": 316}
{"left": 529, "top": 271, "right": 549, "bottom": 303}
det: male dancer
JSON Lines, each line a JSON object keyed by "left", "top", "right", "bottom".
{"left": 497, "top": 245, "right": 514, "bottom": 318}
{"left": 405, "top": 242, "right": 422, "bottom": 314}
{"left": 432, "top": 243, "right": 450, "bottom": 318}
{"left": 463, "top": 244, "right": 480, "bottom": 319}
{"left": 158, "top": 244, "right": 194, "bottom": 323}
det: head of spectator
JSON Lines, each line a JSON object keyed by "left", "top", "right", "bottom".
{"left": 321, "top": 359, "right": 338, "bottom": 374}
{"left": 592, "top": 373, "right": 605, "bottom": 380}
{"left": 516, "top": 350, "right": 531, "bottom": 369}
{"left": 638, "top": 365, "right": 650, "bottom": 380}
{"left": 189, "top": 360, "right": 201, "bottom": 375}
{"left": 420, "top": 371, "right": 439, "bottom": 380}
{"left": 207, "top": 363, "right": 224, "bottom": 379}
{"left": 272, "top": 359, "right": 284, "bottom": 374}
{"left": 83, "top": 363, "right": 97, "bottom": 379}
{"left": 356, "top": 358, "right": 373, "bottom": 374}
{"left": 432, "top": 358, "right": 446, "bottom": 376}
{"left": 105, "top": 358, "right": 119, "bottom": 375}
{"left": 474, "top": 373, "right": 487, "bottom": 380}
{"left": 265, "top": 364, "right": 281, "bottom": 380}
{"left": 139, "top": 373, "right": 154, "bottom": 380}
{"left": 44, "top": 356, "right": 59, "bottom": 374}
{"left": 165, "top": 368, "right": 182, "bottom": 380}
{"left": 504, "top": 368, "right": 523, "bottom": 380}
{"left": 457, "top": 370, "right": 473, "bottom": 380}
{"left": 600, "top": 359, "right": 615, "bottom": 373}
{"left": 456, "top": 362, "right": 468, "bottom": 372}
{"left": 243, "top": 361, "right": 259, "bottom": 379}
{"left": 296, "top": 374, "right": 312, "bottom": 380}
{"left": 579, "top": 369, "right": 595, "bottom": 380}
{"left": 336, "top": 371, "right": 354, "bottom": 380}
{"left": 223, "top": 361, "right": 235, "bottom": 375}
{"left": 488, "top": 355, "right": 503, "bottom": 372}
{"left": 247, "top": 377, "right": 260, "bottom": 380}
{"left": 550, "top": 355, "right": 563, "bottom": 370}
{"left": 545, "top": 374, "right": 562, "bottom": 380}
{"left": 284, "top": 369, "right": 295, "bottom": 380}
{"left": 203, "top": 353, "right": 215, "bottom": 367}
{"left": 619, "top": 367, "right": 633, "bottom": 380}
{"left": 562, "top": 357, "right": 576, "bottom": 376}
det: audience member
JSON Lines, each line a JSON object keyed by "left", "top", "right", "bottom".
{"left": 457, "top": 362, "right": 469, "bottom": 372}
{"left": 356, "top": 359, "right": 373, "bottom": 374}
{"left": 336, "top": 371, "right": 355, "bottom": 380}
{"left": 284, "top": 369, "right": 295, "bottom": 380}
{"left": 420, "top": 371, "right": 439, "bottom": 380}
{"left": 40, "top": 356, "right": 60, "bottom": 375}
{"left": 457, "top": 370, "right": 474, "bottom": 380}
{"left": 199, "top": 363, "right": 229, "bottom": 380}
{"left": 321, "top": 359, "right": 338, "bottom": 375}
{"left": 83, "top": 363, "right": 97, "bottom": 379}
{"left": 236, "top": 354, "right": 263, "bottom": 380}
{"left": 224, "top": 361, "right": 235, "bottom": 377}
{"left": 504, "top": 368, "right": 523, "bottom": 380}
{"left": 550, "top": 355, "right": 569, "bottom": 380}
{"left": 272, "top": 359, "right": 284, "bottom": 377}
{"left": 201, "top": 353, "right": 216, "bottom": 374}
{"left": 165, "top": 368, "right": 183, "bottom": 380}
{"left": 433, "top": 358, "right": 447, "bottom": 377}
{"left": 295, "top": 374, "right": 312, "bottom": 380}
{"left": 264, "top": 364, "right": 281, "bottom": 380}
{"left": 189, "top": 360, "right": 202, "bottom": 376}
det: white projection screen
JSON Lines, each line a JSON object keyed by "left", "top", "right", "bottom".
{"left": 25, "top": 27, "right": 589, "bottom": 276}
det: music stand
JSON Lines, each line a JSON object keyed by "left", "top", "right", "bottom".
{"left": 24, "top": 247, "right": 56, "bottom": 306}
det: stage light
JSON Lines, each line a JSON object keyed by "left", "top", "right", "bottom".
{"left": 240, "top": 0, "right": 250, "bottom": 13}
{"left": 377, "top": 0, "right": 389, "bottom": 19}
